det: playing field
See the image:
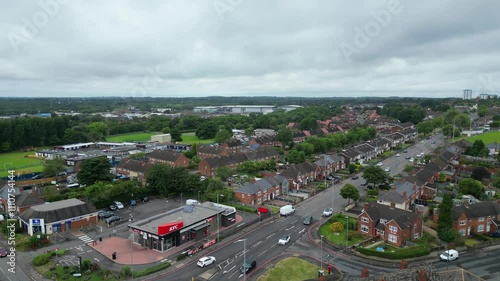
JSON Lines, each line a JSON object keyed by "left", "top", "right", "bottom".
{"left": 0, "top": 151, "right": 44, "bottom": 177}
{"left": 106, "top": 132, "right": 157, "bottom": 142}
{"left": 463, "top": 131, "right": 500, "bottom": 144}
{"left": 179, "top": 132, "right": 215, "bottom": 144}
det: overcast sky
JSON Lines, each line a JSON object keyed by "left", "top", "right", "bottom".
{"left": 0, "top": 0, "right": 499, "bottom": 98}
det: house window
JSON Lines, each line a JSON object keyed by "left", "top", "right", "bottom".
{"left": 389, "top": 225, "right": 398, "bottom": 233}
{"left": 361, "top": 217, "right": 369, "bottom": 223}
{"left": 478, "top": 225, "right": 484, "bottom": 232}
{"left": 242, "top": 194, "right": 245, "bottom": 198}
{"left": 388, "top": 234, "right": 397, "bottom": 243}
{"left": 459, "top": 220, "right": 466, "bottom": 226}
{"left": 257, "top": 198, "right": 261, "bottom": 204}
{"left": 459, "top": 229, "right": 466, "bottom": 236}
{"left": 478, "top": 217, "right": 485, "bottom": 222}
{"left": 380, "top": 219, "right": 388, "bottom": 224}
{"left": 361, "top": 225, "right": 369, "bottom": 233}
{"left": 414, "top": 233, "right": 419, "bottom": 239}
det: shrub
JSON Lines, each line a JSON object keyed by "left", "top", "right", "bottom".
{"left": 120, "top": 266, "right": 132, "bottom": 278}
{"left": 367, "top": 189, "right": 379, "bottom": 196}
{"left": 82, "top": 259, "right": 91, "bottom": 271}
{"left": 32, "top": 252, "right": 53, "bottom": 266}
{"left": 176, "top": 252, "right": 188, "bottom": 261}
{"left": 330, "top": 222, "right": 344, "bottom": 233}
{"left": 471, "top": 232, "right": 489, "bottom": 241}
{"left": 357, "top": 246, "right": 430, "bottom": 259}
{"left": 132, "top": 262, "right": 170, "bottom": 278}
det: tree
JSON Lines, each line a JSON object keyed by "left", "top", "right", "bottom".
{"left": 215, "top": 129, "right": 232, "bottom": 144}
{"left": 464, "top": 140, "right": 489, "bottom": 157}
{"left": 417, "top": 121, "right": 434, "bottom": 136}
{"left": 454, "top": 113, "right": 471, "bottom": 129}
{"left": 43, "top": 158, "right": 66, "bottom": 177}
{"left": 285, "top": 150, "right": 306, "bottom": 164}
{"left": 77, "top": 157, "right": 112, "bottom": 186}
{"left": 471, "top": 166, "right": 491, "bottom": 181}
{"left": 216, "top": 166, "right": 235, "bottom": 181}
{"left": 170, "top": 128, "right": 182, "bottom": 142}
{"left": 348, "top": 164, "right": 356, "bottom": 174}
{"left": 404, "top": 164, "right": 413, "bottom": 173}
{"left": 244, "top": 126, "right": 255, "bottom": 137}
{"left": 437, "top": 194, "right": 458, "bottom": 242}
{"left": 196, "top": 121, "right": 218, "bottom": 140}
{"left": 478, "top": 105, "right": 489, "bottom": 118}
{"left": 340, "top": 183, "right": 360, "bottom": 205}
{"left": 294, "top": 142, "right": 315, "bottom": 156}
{"left": 330, "top": 222, "right": 344, "bottom": 233}
{"left": 458, "top": 178, "right": 485, "bottom": 198}
{"left": 276, "top": 128, "right": 293, "bottom": 149}
{"left": 362, "top": 166, "right": 390, "bottom": 188}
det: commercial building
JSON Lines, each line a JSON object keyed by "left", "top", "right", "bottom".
{"left": 129, "top": 201, "right": 236, "bottom": 252}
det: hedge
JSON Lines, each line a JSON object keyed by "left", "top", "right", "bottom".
{"left": 32, "top": 252, "right": 54, "bottom": 266}
{"left": 132, "top": 262, "right": 171, "bottom": 278}
{"left": 356, "top": 246, "right": 430, "bottom": 260}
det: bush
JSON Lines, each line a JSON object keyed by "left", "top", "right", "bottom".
{"left": 132, "top": 262, "right": 170, "bottom": 278}
{"left": 367, "top": 189, "right": 379, "bottom": 196}
{"left": 330, "top": 222, "right": 344, "bottom": 233}
{"left": 120, "top": 266, "right": 132, "bottom": 278}
{"left": 471, "top": 232, "right": 489, "bottom": 241}
{"left": 32, "top": 252, "right": 53, "bottom": 266}
{"left": 176, "top": 252, "right": 188, "bottom": 261}
{"left": 357, "top": 246, "right": 430, "bottom": 259}
{"left": 226, "top": 203, "right": 257, "bottom": 213}
{"left": 82, "top": 259, "right": 91, "bottom": 271}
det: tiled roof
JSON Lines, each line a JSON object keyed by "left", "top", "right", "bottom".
{"left": 148, "top": 150, "right": 184, "bottom": 162}
{"left": 19, "top": 198, "right": 97, "bottom": 224}
{"left": 451, "top": 200, "right": 500, "bottom": 220}
{"left": 378, "top": 190, "right": 405, "bottom": 204}
{"left": 15, "top": 192, "right": 45, "bottom": 208}
{"left": 363, "top": 202, "right": 420, "bottom": 230}
{"left": 116, "top": 159, "right": 153, "bottom": 174}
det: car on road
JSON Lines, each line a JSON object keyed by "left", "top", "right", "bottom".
{"left": 322, "top": 208, "right": 333, "bottom": 217}
{"left": 105, "top": 215, "right": 121, "bottom": 224}
{"left": 98, "top": 211, "right": 114, "bottom": 219}
{"left": 360, "top": 181, "right": 368, "bottom": 186}
{"left": 0, "top": 248, "right": 8, "bottom": 257}
{"left": 113, "top": 201, "right": 124, "bottom": 209}
{"left": 404, "top": 156, "right": 411, "bottom": 159}
{"left": 440, "top": 249, "right": 459, "bottom": 261}
{"left": 351, "top": 175, "right": 359, "bottom": 180}
{"left": 395, "top": 153, "right": 400, "bottom": 157}
{"left": 376, "top": 162, "right": 383, "bottom": 166}
{"left": 409, "top": 158, "right": 414, "bottom": 162}
{"left": 303, "top": 216, "right": 313, "bottom": 225}
{"left": 278, "top": 235, "right": 291, "bottom": 245}
{"left": 197, "top": 256, "right": 216, "bottom": 267}
{"left": 403, "top": 150, "right": 408, "bottom": 153}
{"left": 489, "top": 231, "right": 500, "bottom": 238}
{"left": 384, "top": 167, "right": 390, "bottom": 172}
{"left": 108, "top": 204, "right": 118, "bottom": 211}
{"left": 240, "top": 260, "right": 257, "bottom": 274}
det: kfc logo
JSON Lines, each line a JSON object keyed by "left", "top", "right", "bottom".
{"left": 158, "top": 221, "right": 184, "bottom": 235}
{"left": 169, "top": 225, "right": 178, "bottom": 232}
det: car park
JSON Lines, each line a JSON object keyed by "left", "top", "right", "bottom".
{"left": 351, "top": 175, "right": 359, "bottom": 180}
{"left": 105, "top": 215, "right": 121, "bottom": 224}
{"left": 113, "top": 201, "right": 124, "bottom": 209}
{"left": 98, "top": 211, "right": 114, "bottom": 219}
{"left": 278, "top": 235, "right": 291, "bottom": 245}
{"left": 240, "top": 260, "right": 257, "bottom": 274}
{"left": 197, "top": 256, "right": 216, "bottom": 267}
{"left": 303, "top": 216, "right": 313, "bottom": 225}
{"left": 322, "top": 208, "right": 333, "bottom": 217}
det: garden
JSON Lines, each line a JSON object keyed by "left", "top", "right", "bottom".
{"left": 257, "top": 257, "right": 324, "bottom": 281}
{"left": 355, "top": 232, "right": 437, "bottom": 260}
{"left": 319, "top": 214, "right": 366, "bottom": 247}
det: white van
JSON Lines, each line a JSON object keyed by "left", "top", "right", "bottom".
{"left": 280, "top": 205, "right": 295, "bottom": 216}
{"left": 440, "top": 249, "right": 458, "bottom": 261}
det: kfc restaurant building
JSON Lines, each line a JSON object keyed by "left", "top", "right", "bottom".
{"left": 129, "top": 201, "right": 236, "bottom": 252}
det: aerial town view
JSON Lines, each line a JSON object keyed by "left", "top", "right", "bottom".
{"left": 1, "top": 1, "right": 500, "bottom": 281}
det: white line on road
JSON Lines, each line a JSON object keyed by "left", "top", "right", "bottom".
{"left": 258, "top": 249, "right": 268, "bottom": 257}
{"left": 93, "top": 258, "right": 100, "bottom": 262}
{"left": 251, "top": 241, "right": 262, "bottom": 248}
{"left": 285, "top": 225, "right": 295, "bottom": 231}
{"left": 266, "top": 233, "right": 275, "bottom": 239}
{"left": 298, "top": 228, "right": 306, "bottom": 234}
{"left": 223, "top": 265, "right": 235, "bottom": 274}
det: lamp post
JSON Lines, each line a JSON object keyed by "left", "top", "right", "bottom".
{"left": 217, "top": 194, "right": 224, "bottom": 243}
{"left": 345, "top": 216, "right": 349, "bottom": 252}
{"left": 165, "top": 199, "right": 168, "bottom": 212}
{"left": 198, "top": 190, "right": 201, "bottom": 202}
{"left": 320, "top": 235, "right": 324, "bottom": 269}
{"left": 236, "top": 239, "right": 247, "bottom": 281}
{"left": 180, "top": 193, "right": 183, "bottom": 207}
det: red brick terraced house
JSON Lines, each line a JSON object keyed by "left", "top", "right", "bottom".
{"left": 234, "top": 175, "right": 289, "bottom": 205}
{"left": 221, "top": 139, "right": 245, "bottom": 153}
{"left": 279, "top": 162, "right": 319, "bottom": 191}
{"left": 148, "top": 150, "right": 190, "bottom": 168}
{"left": 358, "top": 202, "right": 424, "bottom": 247}
{"left": 449, "top": 200, "right": 500, "bottom": 236}
{"left": 115, "top": 159, "right": 153, "bottom": 185}
{"left": 196, "top": 144, "right": 228, "bottom": 159}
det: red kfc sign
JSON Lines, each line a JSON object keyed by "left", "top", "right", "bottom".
{"left": 158, "top": 221, "right": 184, "bottom": 236}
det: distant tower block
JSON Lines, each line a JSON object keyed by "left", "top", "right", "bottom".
{"left": 463, "top": 89, "right": 473, "bottom": 100}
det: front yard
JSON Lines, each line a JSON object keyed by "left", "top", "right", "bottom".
{"left": 319, "top": 215, "right": 365, "bottom": 247}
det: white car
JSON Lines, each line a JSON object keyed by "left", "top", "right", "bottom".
{"left": 409, "top": 158, "right": 414, "bottom": 162}
{"left": 395, "top": 153, "right": 400, "bottom": 157}
{"left": 113, "top": 201, "right": 124, "bottom": 209}
{"left": 197, "top": 256, "right": 216, "bottom": 267}
{"left": 384, "top": 167, "right": 390, "bottom": 172}
{"left": 322, "top": 208, "right": 333, "bottom": 217}
{"left": 376, "top": 162, "right": 383, "bottom": 166}
{"left": 278, "top": 235, "right": 291, "bottom": 245}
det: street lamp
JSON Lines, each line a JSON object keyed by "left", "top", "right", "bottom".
{"left": 345, "top": 216, "right": 349, "bottom": 252}
{"left": 165, "top": 199, "right": 168, "bottom": 212}
{"left": 217, "top": 194, "right": 224, "bottom": 243}
{"left": 198, "top": 190, "right": 201, "bottom": 202}
{"left": 180, "top": 193, "right": 183, "bottom": 207}
{"left": 236, "top": 239, "right": 247, "bottom": 281}
{"left": 320, "top": 235, "right": 324, "bottom": 269}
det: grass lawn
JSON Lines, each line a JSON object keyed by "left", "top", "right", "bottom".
{"left": 319, "top": 218, "right": 365, "bottom": 247}
{"left": 40, "top": 263, "right": 119, "bottom": 281}
{"left": 0, "top": 150, "right": 44, "bottom": 177}
{"left": 464, "top": 239, "right": 481, "bottom": 247}
{"left": 452, "top": 131, "right": 500, "bottom": 144}
{"left": 179, "top": 132, "right": 214, "bottom": 144}
{"left": 257, "top": 257, "right": 320, "bottom": 281}
{"left": 106, "top": 132, "right": 157, "bottom": 142}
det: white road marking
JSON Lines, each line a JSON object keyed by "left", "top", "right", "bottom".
{"left": 258, "top": 249, "right": 268, "bottom": 256}
{"left": 266, "top": 233, "right": 275, "bottom": 239}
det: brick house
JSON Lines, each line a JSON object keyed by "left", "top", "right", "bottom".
{"left": 449, "top": 200, "right": 500, "bottom": 236}
{"left": 279, "top": 162, "right": 319, "bottom": 191}
{"left": 196, "top": 144, "right": 228, "bottom": 158}
{"left": 115, "top": 159, "right": 153, "bottom": 185}
{"left": 357, "top": 202, "right": 423, "bottom": 247}
{"left": 248, "top": 135, "right": 282, "bottom": 147}
{"left": 234, "top": 175, "right": 289, "bottom": 205}
{"left": 148, "top": 150, "right": 190, "bottom": 168}
{"left": 15, "top": 191, "right": 45, "bottom": 214}
{"left": 221, "top": 139, "right": 244, "bottom": 153}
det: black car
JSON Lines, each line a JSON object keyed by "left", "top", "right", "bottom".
{"left": 489, "top": 231, "right": 500, "bottom": 238}
{"left": 360, "top": 181, "right": 368, "bottom": 186}
{"left": 140, "top": 196, "right": 149, "bottom": 202}
{"left": 351, "top": 175, "right": 359, "bottom": 180}
{"left": 240, "top": 260, "right": 257, "bottom": 274}
{"left": 303, "top": 216, "right": 313, "bottom": 225}
{"left": 105, "top": 216, "right": 121, "bottom": 224}
{"left": 98, "top": 211, "right": 114, "bottom": 219}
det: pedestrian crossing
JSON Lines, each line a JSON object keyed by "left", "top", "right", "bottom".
{"left": 77, "top": 234, "right": 94, "bottom": 244}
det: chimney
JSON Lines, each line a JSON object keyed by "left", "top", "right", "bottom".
{"left": 361, "top": 268, "right": 369, "bottom": 278}
{"left": 364, "top": 203, "right": 369, "bottom": 211}
{"left": 400, "top": 259, "right": 408, "bottom": 270}
{"left": 390, "top": 202, "right": 396, "bottom": 209}
{"left": 463, "top": 199, "right": 469, "bottom": 207}
{"left": 418, "top": 269, "right": 428, "bottom": 281}
{"left": 403, "top": 192, "right": 407, "bottom": 200}
{"left": 413, "top": 183, "right": 417, "bottom": 192}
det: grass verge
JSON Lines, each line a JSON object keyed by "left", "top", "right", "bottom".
{"left": 257, "top": 257, "right": 320, "bottom": 281}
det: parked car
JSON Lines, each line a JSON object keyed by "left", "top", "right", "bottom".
{"left": 384, "top": 167, "right": 390, "bottom": 172}
{"left": 197, "top": 256, "right": 216, "bottom": 267}
{"left": 360, "top": 181, "right": 368, "bottom": 186}
{"left": 32, "top": 174, "right": 44, "bottom": 180}
{"left": 322, "top": 208, "right": 333, "bottom": 217}
{"left": 98, "top": 211, "right": 114, "bottom": 219}
{"left": 140, "top": 196, "right": 149, "bottom": 202}
{"left": 489, "top": 231, "right": 500, "bottom": 238}
{"left": 0, "top": 248, "right": 8, "bottom": 257}
{"left": 409, "top": 158, "right": 414, "bottom": 162}
{"left": 395, "top": 153, "right": 400, "bottom": 157}
{"left": 280, "top": 205, "right": 295, "bottom": 216}
{"left": 439, "top": 249, "right": 459, "bottom": 261}
{"left": 129, "top": 199, "right": 137, "bottom": 206}
{"left": 303, "top": 216, "right": 314, "bottom": 225}
{"left": 105, "top": 216, "right": 121, "bottom": 224}
{"left": 240, "top": 260, "right": 257, "bottom": 274}
{"left": 107, "top": 204, "right": 118, "bottom": 211}
{"left": 403, "top": 150, "right": 408, "bottom": 153}
{"left": 404, "top": 156, "right": 411, "bottom": 159}
{"left": 351, "top": 175, "right": 359, "bottom": 180}
{"left": 278, "top": 235, "right": 291, "bottom": 245}
{"left": 376, "top": 162, "right": 383, "bottom": 166}
{"left": 113, "top": 201, "right": 124, "bottom": 209}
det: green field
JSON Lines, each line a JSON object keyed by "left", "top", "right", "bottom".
{"left": 257, "top": 257, "right": 320, "bottom": 281}
{"left": 0, "top": 150, "right": 44, "bottom": 177}
{"left": 106, "top": 132, "right": 157, "bottom": 142}
{"left": 463, "top": 131, "right": 500, "bottom": 144}
{"left": 179, "top": 132, "right": 215, "bottom": 144}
